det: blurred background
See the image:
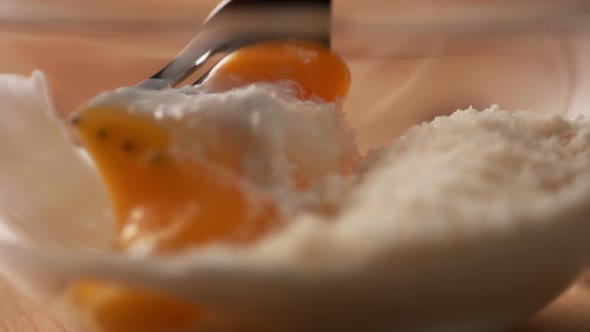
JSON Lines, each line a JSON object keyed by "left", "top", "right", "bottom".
{"left": 0, "top": 0, "right": 589, "bottom": 331}
{"left": 0, "top": 0, "right": 589, "bottom": 151}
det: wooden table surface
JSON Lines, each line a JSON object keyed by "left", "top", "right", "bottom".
{"left": 0, "top": 0, "right": 589, "bottom": 331}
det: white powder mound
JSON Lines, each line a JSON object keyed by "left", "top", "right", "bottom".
{"left": 337, "top": 106, "right": 590, "bottom": 252}
{"left": 43, "top": 106, "right": 589, "bottom": 332}
{"left": 239, "top": 107, "right": 590, "bottom": 268}
{"left": 87, "top": 84, "right": 358, "bottom": 212}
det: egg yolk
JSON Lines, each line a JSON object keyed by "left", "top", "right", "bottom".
{"left": 70, "top": 39, "right": 352, "bottom": 332}
{"left": 71, "top": 107, "right": 279, "bottom": 332}
{"left": 74, "top": 107, "right": 279, "bottom": 252}
{"left": 204, "top": 40, "right": 351, "bottom": 102}
{"left": 72, "top": 281, "right": 202, "bottom": 332}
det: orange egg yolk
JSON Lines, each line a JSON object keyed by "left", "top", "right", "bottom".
{"left": 71, "top": 107, "right": 278, "bottom": 332}
{"left": 205, "top": 40, "right": 351, "bottom": 102}
{"left": 72, "top": 281, "right": 203, "bottom": 332}
{"left": 70, "top": 39, "right": 352, "bottom": 332}
{"left": 74, "top": 107, "right": 279, "bottom": 252}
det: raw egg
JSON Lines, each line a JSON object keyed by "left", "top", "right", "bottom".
{"left": 204, "top": 40, "right": 351, "bottom": 102}
{"left": 69, "top": 39, "right": 353, "bottom": 332}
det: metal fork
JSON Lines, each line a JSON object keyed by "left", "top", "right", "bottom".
{"left": 137, "top": 0, "right": 331, "bottom": 90}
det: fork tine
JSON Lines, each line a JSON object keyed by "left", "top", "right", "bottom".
{"left": 137, "top": 35, "right": 222, "bottom": 90}
{"left": 137, "top": 0, "right": 331, "bottom": 90}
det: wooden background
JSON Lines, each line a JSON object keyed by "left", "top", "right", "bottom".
{"left": 0, "top": 0, "right": 589, "bottom": 331}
